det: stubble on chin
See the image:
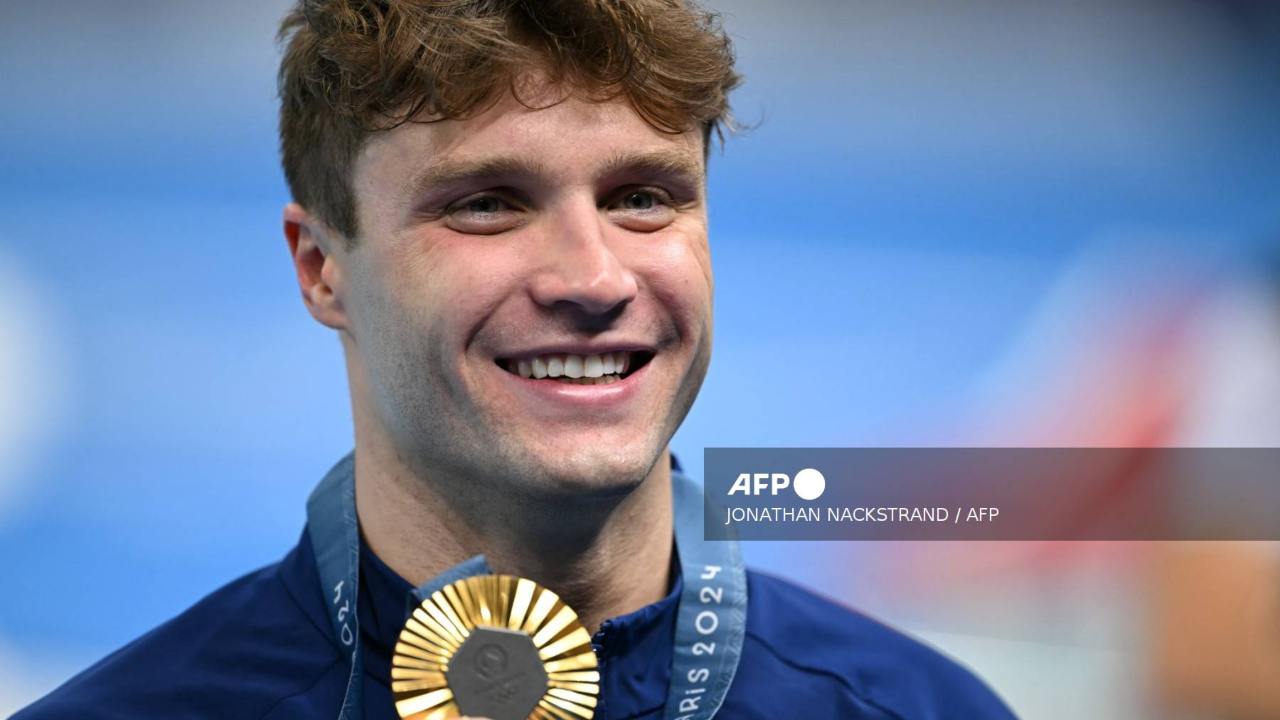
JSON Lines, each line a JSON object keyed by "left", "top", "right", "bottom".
{"left": 474, "top": 424, "right": 665, "bottom": 502}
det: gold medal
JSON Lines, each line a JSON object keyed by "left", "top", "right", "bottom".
{"left": 391, "top": 575, "right": 600, "bottom": 720}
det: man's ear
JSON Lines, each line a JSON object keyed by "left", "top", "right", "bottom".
{"left": 283, "top": 203, "right": 349, "bottom": 331}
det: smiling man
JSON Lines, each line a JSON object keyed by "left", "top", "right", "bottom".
{"left": 15, "top": 2, "right": 1014, "bottom": 719}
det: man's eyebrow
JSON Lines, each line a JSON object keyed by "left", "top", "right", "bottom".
{"left": 407, "top": 157, "right": 550, "bottom": 199}
{"left": 598, "top": 149, "right": 704, "bottom": 185}
{"left": 404, "top": 149, "right": 703, "bottom": 201}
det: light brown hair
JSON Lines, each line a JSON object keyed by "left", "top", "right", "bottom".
{"left": 278, "top": 0, "right": 741, "bottom": 240}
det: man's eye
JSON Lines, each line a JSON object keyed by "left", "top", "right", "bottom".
{"left": 608, "top": 188, "right": 677, "bottom": 232}
{"left": 459, "top": 196, "right": 507, "bottom": 214}
{"left": 443, "top": 193, "right": 522, "bottom": 235}
{"left": 621, "top": 191, "right": 657, "bottom": 210}
{"left": 613, "top": 189, "right": 671, "bottom": 212}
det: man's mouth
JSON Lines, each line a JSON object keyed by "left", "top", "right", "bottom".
{"left": 496, "top": 350, "right": 655, "bottom": 385}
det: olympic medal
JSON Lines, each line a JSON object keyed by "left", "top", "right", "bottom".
{"left": 391, "top": 575, "right": 600, "bottom": 720}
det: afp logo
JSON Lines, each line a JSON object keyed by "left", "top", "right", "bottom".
{"left": 727, "top": 468, "right": 826, "bottom": 501}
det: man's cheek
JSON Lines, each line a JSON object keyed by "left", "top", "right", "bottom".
{"left": 643, "top": 245, "right": 711, "bottom": 306}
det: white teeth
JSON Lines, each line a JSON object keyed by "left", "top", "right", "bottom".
{"left": 563, "top": 355, "right": 584, "bottom": 379}
{"left": 502, "top": 350, "right": 638, "bottom": 380}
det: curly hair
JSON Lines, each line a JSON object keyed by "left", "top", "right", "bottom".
{"left": 278, "top": 0, "right": 741, "bottom": 239}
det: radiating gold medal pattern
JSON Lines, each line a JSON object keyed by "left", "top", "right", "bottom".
{"left": 392, "top": 575, "right": 599, "bottom": 720}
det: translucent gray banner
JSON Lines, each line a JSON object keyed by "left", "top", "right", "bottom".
{"left": 703, "top": 448, "right": 1280, "bottom": 540}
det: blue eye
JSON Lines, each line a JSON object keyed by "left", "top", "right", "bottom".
{"left": 622, "top": 191, "right": 656, "bottom": 210}
{"left": 463, "top": 196, "right": 505, "bottom": 214}
{"left": 443, "top": 193, "right": 523, "bottom": 235}
{"left": 623, "top": 191, "right": 671, "bottom": 211}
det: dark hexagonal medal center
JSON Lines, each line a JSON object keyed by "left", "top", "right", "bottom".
{"left": 447, "top": 627, "right": 548, "bottom": 720}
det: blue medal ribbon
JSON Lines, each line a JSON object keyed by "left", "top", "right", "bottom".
{"left": 306, "top": 453, "right": 364, "bottom": 720}
{"left": 663, "top": 466, "right": 746, "bottom": 720}
{"left": 306, "top": 452, "right": 746, "bottom": 720}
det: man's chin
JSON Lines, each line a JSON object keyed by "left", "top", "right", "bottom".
{"left": 518, "top": 443, "right": 662, "bottom": 499}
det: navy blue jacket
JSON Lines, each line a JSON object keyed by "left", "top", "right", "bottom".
{"left": 14, "top": 527, "right": 1015, "bottom": 719}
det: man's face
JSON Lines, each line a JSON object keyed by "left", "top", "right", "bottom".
{"left": 334, "top": 84, "right": 713, "bottom": 497}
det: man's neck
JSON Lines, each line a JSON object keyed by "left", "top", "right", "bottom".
{"left": 352, "top": 439, "right": 674, "bottom": 633}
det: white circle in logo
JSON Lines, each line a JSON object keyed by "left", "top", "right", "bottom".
{"left": 793, "top": 468, "right": 825, "bottom": 500}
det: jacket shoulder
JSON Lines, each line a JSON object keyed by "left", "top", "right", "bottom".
{"left": 729, "top": 570, "right": 1016, "bottom": 719}
{"left": 12, "top": 549, "right": 342, "bottom": 720}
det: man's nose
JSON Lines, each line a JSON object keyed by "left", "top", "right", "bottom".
{"left": 528, "top": 199, "right": 639, "bottom": 317}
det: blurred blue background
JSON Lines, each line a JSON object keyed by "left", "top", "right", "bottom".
{"left": 2, "top": 1, "right": 1278, "bottom": 716}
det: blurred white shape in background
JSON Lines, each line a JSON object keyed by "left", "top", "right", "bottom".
{"left": 1177, "top": 269, "right": 1280, "bottom": 446}
{"left": 0, "top": 250, "right": 70, "bottom": 524}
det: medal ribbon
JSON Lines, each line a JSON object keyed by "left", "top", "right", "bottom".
{"left": 306, "top": 452, "right": 747, "bottom": 720}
